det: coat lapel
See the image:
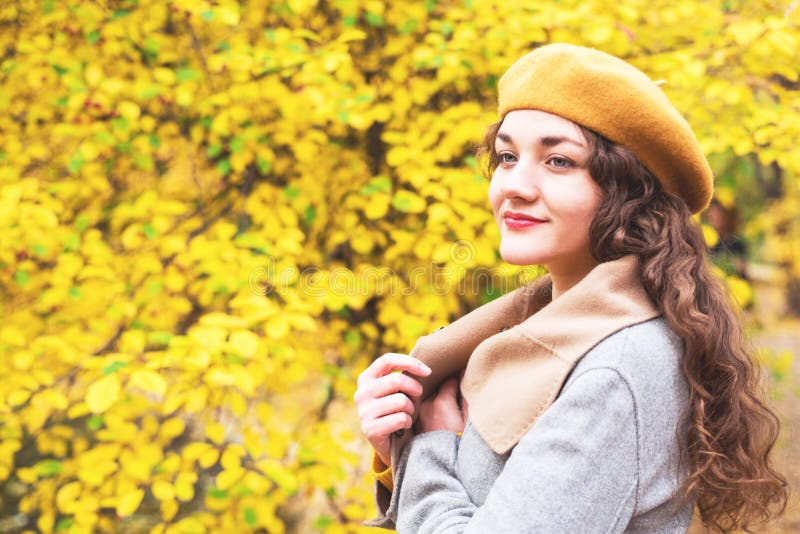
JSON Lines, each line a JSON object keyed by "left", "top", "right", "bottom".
{"left": 462, "top": 255, "right": 660, "bottom": 453}
{"left": 400, "top": 255, "right": 660, "bottom": 457}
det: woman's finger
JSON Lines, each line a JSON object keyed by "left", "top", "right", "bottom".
{"left": 360, "top": 411, "right": 413, "bottom": 442}
{"left": 355, "top": 370, "right": 424, "bottom": 403}
{"left": 434, "top": 376, "right": 460, "bottom": 407}
{"left": 358, "top": 353, "right": 431, "bottom": 385}
{"left": 357, "top": 392, "right": 416, "bottom": 420}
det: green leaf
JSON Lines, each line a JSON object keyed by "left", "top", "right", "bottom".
{"left": 68, "top": 153, "right": 84, "bottom": 174}
{"left": 86, "top": 30, "right": 101, "bottom": 45}
{"left": 134, "top": 153, "right": 154, "bottom": 171}
{"left": 69, "top": 286, "right": 81, "bottom": 300}
{"left": 87, "top": 415, "right": 104, "bottom": 431}
{"left": 149, "top": 134, "right": 160, "bottom": 149}
{"left": 147, "top": 331, "right": 173, "bottom": 346}
{"left": 283, "top": 186, "right": 300, "bottom": 200}
{"left": 229, "top": 135, "right": 244, "bottom": 153}
{"left": 55, "top": 517, "right": 74, "bottom": 532}
{"left": 243, "top": 508, "right": 257, "bottom": 527}
{"left": 176, "top": 67, "right": 200, "bottom": 82}
{"left": 75, "top": 214, "right": 91, "bottom": 232}
{"left": 93, "top": 131, "right": 114, "bottom": 144}
{"left": 207, "top": 143, "right": 223, "bottom": 158}
{"left": 343, "top": 15, "right": 357, "bottom": 27}
{"left": 14, "top": 271, "right": 30, "bottom": 286}
{"left": 303, "top": 205, "right": 317, "bottom": 225}
{"left": 31, "top": 244, "right": 48, "bottom": 256}
{"left": 36, "top": 459, "right": 63, "bottom": 477}
{"left": 481, "top": 285, "right": 503, "bottom": 304}
{"left": 391, "top": 195, "right": 411, "bottom": 212}
{"left": 314, "top": 515, "right": 334, "bottom": 529}
{"left": 344, "top": 329, "right": 361, "bottom": 349}
{"left": 365, "top": 12, "right": 383, "bottom": 27}
{"left": 148, "top": 279, "right": 163, "bottom": 295}
{"left": 400, "top": 19, "right": 418, "bottom": 34}
{"left": 63, "top": 233, "right": 80, "bottom": 252}
{"left": 112, "top": 117, "right": 129, "bottom": 132}
{"left": 207, "top": 487, "right": 228, "bottom": 499}
{"left": 142, "top": 223, "right": 157, "bottom": 239}
{"left": 112, "top": 9, "right": 130, "bottom": 19}
{"left": 138, "top": 85, "right": 161, "bottom": 100}
{"left": 216, "top": 159, "right": 231, "bottom": 176}
{"left": 102, "top": 361, "right": 128, "bottom": 376}
{"left": 201, "top": 10, "right": 214, "bottom": 21}
{"left": 360, "top": 175, "right": 392, "bottom": 195}
{"left": 52, "top": 65, "right": 68, "bottom": 76}
{"left": 257, "top": 157, "right": 272, "bottom": 174}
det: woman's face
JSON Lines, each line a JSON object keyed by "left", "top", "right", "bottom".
{"left": 488, "top": 110, "right": 602, "bottom": 273}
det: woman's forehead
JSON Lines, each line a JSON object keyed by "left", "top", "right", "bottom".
{"left": 497, "top": 110, "right": 586, "bottom": 145}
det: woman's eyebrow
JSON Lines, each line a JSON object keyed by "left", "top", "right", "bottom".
{"left": 495, "top": 132, "right": 586, "bottom": 148}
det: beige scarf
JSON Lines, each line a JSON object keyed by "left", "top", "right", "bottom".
{"left": 390, "top": 254, "right": 660, "bottom": 466}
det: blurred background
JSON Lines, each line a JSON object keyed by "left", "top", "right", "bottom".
{"left": 0, "top": 0, "right": 798, "bottom": 532}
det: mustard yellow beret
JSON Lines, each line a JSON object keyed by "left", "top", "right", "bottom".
{"left": 497, "top": 43, "right": 713, "bottom": 214}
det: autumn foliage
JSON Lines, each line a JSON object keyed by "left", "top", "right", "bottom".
{"left": 0, "top": 0, "right": 798, "bottom": 532}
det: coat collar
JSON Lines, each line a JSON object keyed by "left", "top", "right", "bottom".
{"left": 407, "top": 254, "right": 660, "bottom": 454}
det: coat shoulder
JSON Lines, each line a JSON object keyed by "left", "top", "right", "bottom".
{"left": 567, "top": 317, "right": 685, "bottom": 394}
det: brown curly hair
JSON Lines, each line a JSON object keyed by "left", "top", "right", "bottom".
{"left": 475, "top": 119, "right": 789, "bottom": 532}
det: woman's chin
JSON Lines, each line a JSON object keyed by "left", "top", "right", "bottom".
{"left": 498, "top": 245, "right": 544, "bottom": 267}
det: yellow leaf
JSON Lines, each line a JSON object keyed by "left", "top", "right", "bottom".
{"left": 152, "top": 480, "right": 175, "bottom": 501}
{"left": 85, "top": 64, "right": 104, "bottom": 88}
{"left": 337, "top": 29, "right": 367, "bottom": 43}
{"left": 86, "top": 374, "right": 120, "bottom": 414}
{"left": 117, "top": 488, "right": 144, "bottom": 517}
{"left": 217, "top": 467, "right": 244, "bottom": 490}
{"left": 129, "top": 370, "right": 167, "bottom": 396}
{"left": 7, "top": 389, "right": 31, "bottom": 407}
{"left": 217, "top": 5, "right": 240, "bottom": 26}
{"left": 228, "top": 330, "right": 260, "bottom": 357}
{"left": 205, "top": 422, "right": 226, "bottom": 445}
{"left": 159, "top": 417, "right": 186, "bottom": 442}
{"left": 56, "top": 481, "right": 82, "bottom": 514}
{"left": 199, "top": 447, "right": 220, "bottom": 469}
{"left": 118, "top": 101, "right": 141, "bottom": 121}
{"left": 175, "top": 472, "right": 196, "bottom": 502}
{"left": 701, "top": 224, "right": 719, "bottom": 248}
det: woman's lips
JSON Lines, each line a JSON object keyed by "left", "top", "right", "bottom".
{"left": 504, "top": 217, "right": 545, "bottom": 229}
{"left": 502, "top": 211, "right": 547, "bottom": 230}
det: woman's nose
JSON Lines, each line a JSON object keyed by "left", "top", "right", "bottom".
{"left": 499, "top": 159, "right": 540, "bottom": 200}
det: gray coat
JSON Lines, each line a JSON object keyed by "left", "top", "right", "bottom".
{"left": 369, "top": 318, "right": 693, "bottom": 533}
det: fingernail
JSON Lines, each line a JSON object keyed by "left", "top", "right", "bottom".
{"left": 420, "top": 363, "right": 432, "bottom": 374}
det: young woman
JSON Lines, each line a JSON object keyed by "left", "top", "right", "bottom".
{"left": 354, "top": 43, "right": 787, "bottom": 533}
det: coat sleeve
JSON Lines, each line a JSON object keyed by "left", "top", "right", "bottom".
{"left": 389, "top": 367, "right": 641, "bottom": 534}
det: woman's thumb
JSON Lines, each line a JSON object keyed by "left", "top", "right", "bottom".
{"left": 438, "top": 376, "right": 459, "bottom": 401}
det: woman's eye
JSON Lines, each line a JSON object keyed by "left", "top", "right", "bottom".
{"left": 548, "top": 156, "right": 573, "bottom": 168}
{"left": 499, "top": 152, "right": 516, "bottom": 164}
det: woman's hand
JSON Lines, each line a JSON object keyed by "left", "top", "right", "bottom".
{"left": 418, "top": 376, "right": 468, "bottom": 434}
{"left": 355, "top": 353, "right": 432, "bottom": 467}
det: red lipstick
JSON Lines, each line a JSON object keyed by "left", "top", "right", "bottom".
{"left": 502, "top": 210, "right": 546, "bottom": 230}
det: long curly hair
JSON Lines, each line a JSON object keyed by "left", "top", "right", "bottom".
{"left": 475, "top": 119, "right": 788, "bottom": 532}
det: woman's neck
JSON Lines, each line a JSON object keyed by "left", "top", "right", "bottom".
{"left": 546, "top": 256, "right": 600, "bottom": 300}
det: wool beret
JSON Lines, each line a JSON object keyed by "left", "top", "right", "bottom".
{"left": 497, "top": 43, "right": 713, "bottom": 214}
